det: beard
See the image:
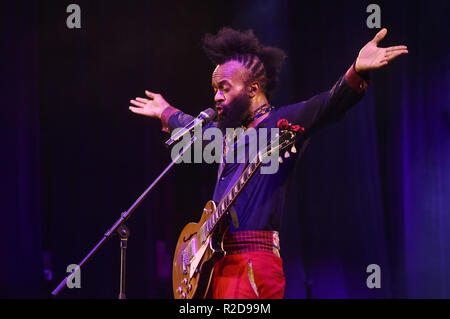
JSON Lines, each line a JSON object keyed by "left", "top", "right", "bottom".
{"left": 216, "top": 91, "right": 251, "bottom": 134}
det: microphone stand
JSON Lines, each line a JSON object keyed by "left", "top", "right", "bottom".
{"left": 52, "top": 135, "right": 197, "bottom": 298}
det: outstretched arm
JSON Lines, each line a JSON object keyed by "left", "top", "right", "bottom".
{"left": 279, "top": 28, "right": 408, "bottom": 135}
{"left": 355, "top": 28, "right": 408, "bottom": 72}
{"left": 129, "top": 90, "right": 171, "bottom": 119}
{"left": 129, "top": 90, "right": 214, "bottom": 134}
{"left": 129, "top": 90, "right": 187, "bottom": 133}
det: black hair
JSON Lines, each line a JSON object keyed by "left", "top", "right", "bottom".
{"left": 202, "top": 27, "right": 287, "bottom": 100}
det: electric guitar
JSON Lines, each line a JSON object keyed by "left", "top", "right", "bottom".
{"left": 172, "top": 119, "right": 304, "bottom": 299}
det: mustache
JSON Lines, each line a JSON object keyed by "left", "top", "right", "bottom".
{"left": 216, "top": 94, "right": 251, "bottom": 133}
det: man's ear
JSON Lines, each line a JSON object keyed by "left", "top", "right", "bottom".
{"left": 247, "top": 82, "right": 260, "bottom": 98}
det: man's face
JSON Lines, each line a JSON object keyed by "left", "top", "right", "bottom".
{"left": 212, "top": 61, "right": 251, "bottom": 132}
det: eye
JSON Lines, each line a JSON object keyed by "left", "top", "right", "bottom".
{"left": 220, "top": 83, "right": 231, "bottom": 93}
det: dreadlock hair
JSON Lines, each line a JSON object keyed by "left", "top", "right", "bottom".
{"left": 202, "top": 27, "right": 287, "bottom": 101}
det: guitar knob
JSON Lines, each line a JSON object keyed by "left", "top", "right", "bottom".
{"left": 182, "top": 278, "right": 188, "bottom": 285}
{"left": 186, "top": 284, "right": 192, "bottom": 292}
{"left": 181, "top": 292, "right": 187, "bottom": 299}
{"left": 284, "top": 150, "right": 290, "bottom": 158}
{"left": 176, "top": 287, "right": 183, "bottom": 294}
{"left": 291, "top": 145, "right": 297, "bottom": 153}
{"left": 278, "top": 156, "right": 283, "bottom": 163}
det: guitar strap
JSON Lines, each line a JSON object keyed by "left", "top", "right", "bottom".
{"left": 217, "top": 161, "right": 248, "bottom": 230}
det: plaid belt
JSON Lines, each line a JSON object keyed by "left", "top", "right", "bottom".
{"left": 222, "top": 230, "right": 280, "bottom": 257}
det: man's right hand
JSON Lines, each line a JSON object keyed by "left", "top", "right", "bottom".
{"left": 129, "top": 90, "right": 171, "bottom": 119}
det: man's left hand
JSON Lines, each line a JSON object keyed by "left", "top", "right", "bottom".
{"left": 355, "top": 28, "right": 408, "bottom": 72}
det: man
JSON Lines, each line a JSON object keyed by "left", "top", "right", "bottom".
{"left": 129, "top": 27, "right": 407, "bottom": 298}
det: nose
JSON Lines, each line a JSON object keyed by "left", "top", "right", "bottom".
{"left": 214, "top": 90, "right": 225, "bottom": 105}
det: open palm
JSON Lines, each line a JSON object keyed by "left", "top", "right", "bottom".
{"left": 355, "top": 28, "right": 408, "bottom": 72}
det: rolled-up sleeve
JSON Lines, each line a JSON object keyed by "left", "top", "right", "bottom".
{"left": 344, "top": 62, "right": 370, "bottom": 94}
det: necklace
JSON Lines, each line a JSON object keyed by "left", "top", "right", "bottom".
{"left": 242, "top": 104, "right": 274, "bottom": 128}
{"left": 223, "top": 104, "right": 274, "bottom": 161}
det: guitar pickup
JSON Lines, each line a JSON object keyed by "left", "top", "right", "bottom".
{"left": 182, "top": 251, "right": 189, "bottom": 275}
{"left": 191, "top": 238, "right": 198, "bottom": 255}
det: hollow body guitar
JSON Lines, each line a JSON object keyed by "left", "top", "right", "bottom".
{"left": 172, "top": 119, "right": 303, "bottom": 299}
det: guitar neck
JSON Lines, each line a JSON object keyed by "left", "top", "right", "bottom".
{"left": 197, "top": 127, "right": 297, "bottom": 243}
{"left": 200, "top": 157, "right": 262, "bottom": 240}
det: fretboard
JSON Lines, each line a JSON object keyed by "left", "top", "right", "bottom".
{"left": 198, "top": 156, "right": 263, "bottom": 243}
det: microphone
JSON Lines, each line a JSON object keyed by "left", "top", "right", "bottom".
{"left": 165, "top": 107, "right": 217, "bottom": 147}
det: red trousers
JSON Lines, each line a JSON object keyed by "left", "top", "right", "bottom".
{"left": 210, "top": 251, "right": 285, "bottom": 299}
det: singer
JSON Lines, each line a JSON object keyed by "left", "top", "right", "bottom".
{"left": 128, "top": 27, "right": 407, "bottom": 299}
